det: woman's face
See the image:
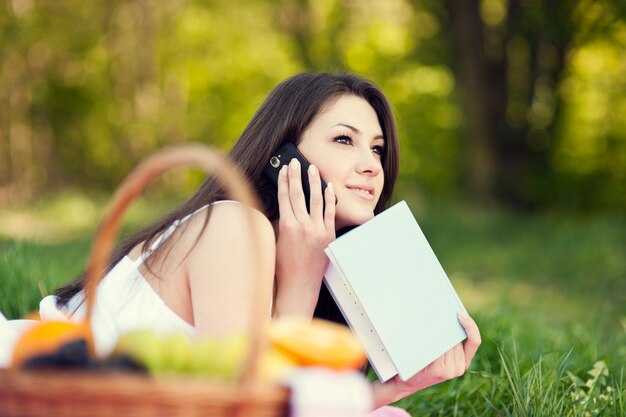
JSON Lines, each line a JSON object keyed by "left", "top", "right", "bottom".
{"left": 297, "top": 94, "right": 385, "bottom": 229}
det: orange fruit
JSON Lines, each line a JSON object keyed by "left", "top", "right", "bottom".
{"left": 259, "top": 346, "right": 299, "bottom": 380}
{"left": 269, "top": 318, "right": 366, "bottom": 370}
{"left": 11, "top": 320, "right": 92, "bottom": 369}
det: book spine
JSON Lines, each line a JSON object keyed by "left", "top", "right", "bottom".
{"left": 323, "top": 260, "right": 397, "bottom": 382}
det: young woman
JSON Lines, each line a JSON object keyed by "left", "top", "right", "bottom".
{"left": 45, "top": 72, "right": 481, "bottom": 413}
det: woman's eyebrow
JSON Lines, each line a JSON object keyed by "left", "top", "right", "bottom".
{"left": 334, "top": 123, "right": 385, "bottom": 141}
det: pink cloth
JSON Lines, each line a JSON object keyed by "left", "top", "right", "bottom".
{"left": 367, "top": 406, "right": 411, "bottom": 417}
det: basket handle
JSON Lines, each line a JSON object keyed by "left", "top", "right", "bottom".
{"left": 81, "top": 143, "right": 270, "bottom": 389}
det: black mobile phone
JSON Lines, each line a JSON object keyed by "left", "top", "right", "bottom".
{"left": 264, "top": 143, "right": 329, "bottom": 212}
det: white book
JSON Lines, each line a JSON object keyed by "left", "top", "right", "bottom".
{"left": 323, "top": 201, "right": 467, "bottom": 382}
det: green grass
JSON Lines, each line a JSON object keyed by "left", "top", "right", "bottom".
{"left": 393, "top": 306, "right": 625, "bottom": 416}
{"left": 0, "top": 190, "right": 181, "bottom": 318}
{"left": 0, "top": 236, "right": 90, "bottom": 318}
{"left": 1, "top": 192, "right": 625, "bottom": 416}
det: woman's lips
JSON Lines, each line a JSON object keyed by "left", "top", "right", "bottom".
{"left": 346, "top": 184, "right": 375, "bottom": 201}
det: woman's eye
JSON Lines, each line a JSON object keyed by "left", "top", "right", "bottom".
{"left": 372, "top": 146, "right": 385, "bottom": 157}
{"left": 334, "top": 135, "right": 352, "bottom": 145}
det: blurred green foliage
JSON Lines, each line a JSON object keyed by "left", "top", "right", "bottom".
{"left": 0, "top": 0, "right": 625, "bottom": 212}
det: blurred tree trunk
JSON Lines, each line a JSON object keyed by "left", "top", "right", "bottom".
{"left": 447, "top": 0, "right": 497, "bottom": 203}
{"left": 0, "top": 6, "right": 9, "bottom": 204}
{"left": 444, "top": 0, "right": 577, "bottom": 209}
{"left": 0, "top": 3, "right": 35, "bottom": 206}
{"left": 104, "top": 0, "right": 158, "bottom": 159}
{"left": 272, "top": 0, "right": 347, "bottom": 71}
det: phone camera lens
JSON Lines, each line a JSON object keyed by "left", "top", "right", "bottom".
{"left": 270, "top": 156, "right": 280, "bottom": 168}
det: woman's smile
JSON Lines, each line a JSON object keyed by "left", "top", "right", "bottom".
{"left": 346, "top": 184, "right": 375, "bottom": 200}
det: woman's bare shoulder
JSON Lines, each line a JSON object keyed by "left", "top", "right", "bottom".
{"left": 208, "top": 201, "right": 273, "bottom": 233}
{"left": 183, "top": 201, "right": 276, "bottom": 336}
{"left": 184, "top": 201, "right": 275, "bottom": 252}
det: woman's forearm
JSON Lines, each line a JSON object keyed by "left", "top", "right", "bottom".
{"left": 272, "top": 278, "right": 321, "bottom": 318}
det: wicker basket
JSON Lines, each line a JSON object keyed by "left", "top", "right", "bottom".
{"left": 0, "top": 144, "right": 289, "bottom": 417}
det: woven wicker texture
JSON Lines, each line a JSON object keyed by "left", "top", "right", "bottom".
{"left": 0, "top": 372, "right": 289, "bottom": 417}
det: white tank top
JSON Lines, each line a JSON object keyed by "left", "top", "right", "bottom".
{"left": 39, "top": 201, "right": 231, "bottom": 357}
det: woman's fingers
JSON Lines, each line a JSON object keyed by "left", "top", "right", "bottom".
{"left": 458, "top": 313, "right": 481, "bottom": 369}
{"left": 287, "top": 159, "right": 310, "bottom": 222}
{"left": 308, "top": 164, "right": 324, "bottom": 224}
{"left": 278, "top": 157, "right": 334, "bottom": 237}
{"left": 323, "top": 182, "right": 335, "bottom": 233}
{"left": 277, "top": 165, "right": 294, "bottom": 221}
{"left": 453, "top": 343, "right": 465, "bottom": 376}
{"left": 441, "top": 343, "right": 466, "bottom": 378}
{"left": 442, "top": 348, "right": 455, "bottom": 374}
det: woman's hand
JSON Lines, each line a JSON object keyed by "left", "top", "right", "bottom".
{"left": 372, "top": 314, "right": 482, "bottom": 408}
{"left": 272, "top": 158, "right": 336, "bottom": 318}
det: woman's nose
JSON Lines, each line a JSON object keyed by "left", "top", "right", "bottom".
{"left": 355, "top": 148, "right": 382, "bottom": 176}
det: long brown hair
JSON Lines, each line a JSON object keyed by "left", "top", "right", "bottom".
{"left": 55, "top": 72, "right": 401, "bottom": 315}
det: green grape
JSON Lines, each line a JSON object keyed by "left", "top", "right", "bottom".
{"left": 161, "top": 331, "right": 194, "bottom": 373}
{"left": 113, "top": 329, "right": 164, "bottom": 374}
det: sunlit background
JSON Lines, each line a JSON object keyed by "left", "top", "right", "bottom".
{"left": 1, "top": 1, "right": 625, "bottom": 414}
{"left": 2, "top": 0, "right": 625, "bottom": 210}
